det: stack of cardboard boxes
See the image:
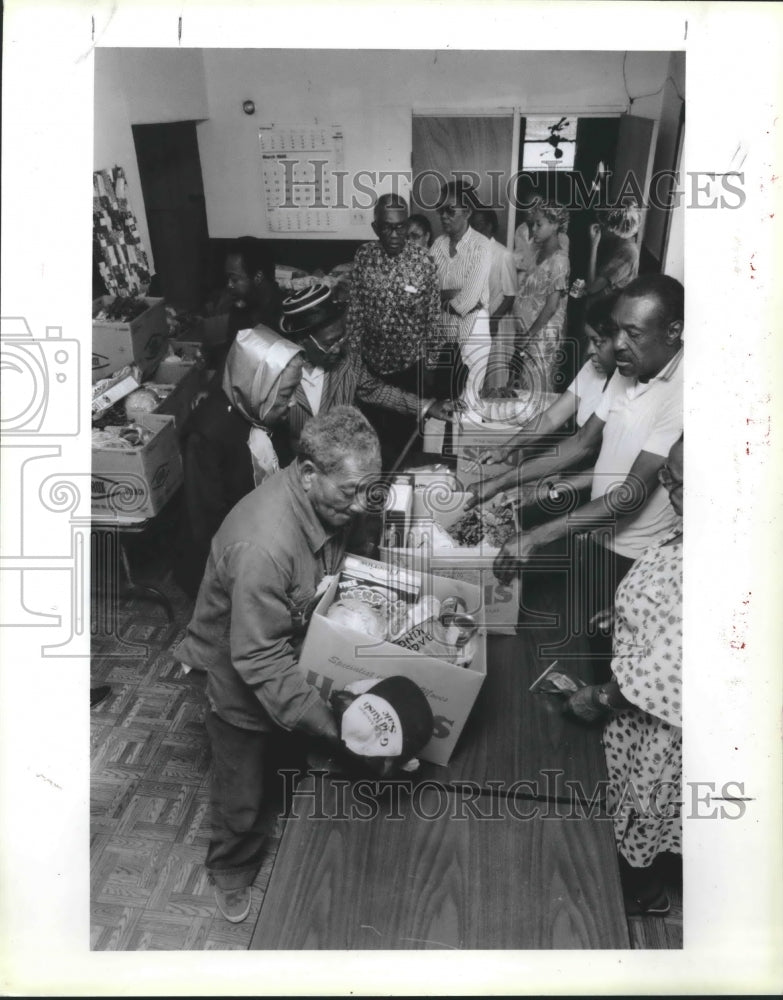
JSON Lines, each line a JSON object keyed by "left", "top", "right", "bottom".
{"left": 91, "top": 296, "right": 207, "bottom": 519}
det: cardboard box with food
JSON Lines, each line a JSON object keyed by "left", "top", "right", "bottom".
{"left": 92, "top": 296, "right": 169, "bottom": 383}
{"left": 91, "top": 413, "right": 182, "bottom": 519}
{"left": 297, "top": 555, "right": 487, "bottom": 765}
{"left": 379, "top": 483, "right": 521, "bottom": 633}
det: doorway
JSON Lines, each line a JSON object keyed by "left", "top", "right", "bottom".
{"left": 132, "top": 121, "right": 210, "bottom": 311}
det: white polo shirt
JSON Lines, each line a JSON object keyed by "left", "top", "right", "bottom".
{"left": 566, "top": 360, "right": 628, "bottom": 428}
{"left": 591, "top": 349, "right": 683, "bottom": 559}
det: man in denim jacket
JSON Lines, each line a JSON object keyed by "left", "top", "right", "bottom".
{"left": 175, "top": 405, "right": 381, "bottom": 923}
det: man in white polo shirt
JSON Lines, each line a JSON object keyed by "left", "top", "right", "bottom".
{"left": 482, "top": 274, "right": 684, "bottom": 594}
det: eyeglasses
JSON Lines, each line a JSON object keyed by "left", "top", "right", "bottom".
{"left": 437, "top": 205, "right": 467, "bottom": 218}
{"left": 658, "top": 464, "right": 683, "bottom": 490}
{"left": 378, "top": 222, "right": 408, "bottom": 235}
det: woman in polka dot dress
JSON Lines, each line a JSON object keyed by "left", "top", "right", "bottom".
{"left": 566, "top": 435, "right": 683, "bottom": 915}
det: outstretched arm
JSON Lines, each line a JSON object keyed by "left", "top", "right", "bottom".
{"left": 494, "top": 448, "right": 667, "bottom": 582}
{"left": 466, "top": 412, "right": 605, "bottom": 508}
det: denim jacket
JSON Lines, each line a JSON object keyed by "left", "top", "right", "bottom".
{"left": 174, "top": 463, "right": 346, "bottom": 736}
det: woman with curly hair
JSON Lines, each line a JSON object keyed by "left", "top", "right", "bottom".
{"left": 510, "top": 201, "right": 570, "bottom": 393}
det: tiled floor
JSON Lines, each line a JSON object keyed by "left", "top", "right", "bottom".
{"left": 89, "top": 525, "right": 682, "bottom": 951}
{"left": 89, "top": 558, "right": 284, "bottom": 951}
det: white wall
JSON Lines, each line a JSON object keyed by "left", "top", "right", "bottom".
{"left": 93, "top": 48, "right": 676, "bottom": 248}
{"left": 93, "top": 49, "right": 209, "bottom": 269}
{"left": 196, "top": 48, "right": 672, "bottom": 240}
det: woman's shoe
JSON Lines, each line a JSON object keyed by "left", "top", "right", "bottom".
{"left": 624, "top": 887, "right": 671, "bottom": 917}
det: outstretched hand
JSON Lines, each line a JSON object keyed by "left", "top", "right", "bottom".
{"left": 564, "top": 685, "right": 605, "bottom": 724}
{"left": 463, "top": 477, "right": 502, "bottom": 511}
{"left": 475, "top": 445, "right": 514, "bottom": 466}
{"left": 427, "top": 398, "right": 465, "bottom": 423}
{"left": 492, "top": 531, "right": 538, "bottom": 584}
{"left": 589, "top": 606, "right": 615, "bottom": 634}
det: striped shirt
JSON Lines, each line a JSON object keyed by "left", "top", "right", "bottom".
{"left": 431, "top": 226, "right": 492, "bottom": 348}
{"left": 285, "top": 352, "right": 422, "bottom": 452}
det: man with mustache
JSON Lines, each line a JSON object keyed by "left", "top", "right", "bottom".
{"left": 467, "top": 274, "right": 684, "bottom": 597}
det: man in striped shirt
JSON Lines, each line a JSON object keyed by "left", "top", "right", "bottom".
{"left": 430, "top": 181, "right": 493, "bottom": 407}
{"left": 275, "top": 282, "right": 454, "bottom": 467}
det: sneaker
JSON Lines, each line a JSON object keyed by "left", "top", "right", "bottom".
{"left": 214, "top": 885, "right": 252, "bottom": 923}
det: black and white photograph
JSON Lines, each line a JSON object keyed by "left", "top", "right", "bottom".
{"left": 1, "top": 1, "right": 781, "bottom": 995}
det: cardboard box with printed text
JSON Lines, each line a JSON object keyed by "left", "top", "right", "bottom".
{"left": 91, "top": 413, "right": 182, "bottom": 519}
{"left": 297, "top": 559, "right": 487, "bottom": 766}
{"left": 92, "top": 296, "right": 169, "bottom": 383}
{"left": 380, "top": 486, "right": 520, "bottom": 634}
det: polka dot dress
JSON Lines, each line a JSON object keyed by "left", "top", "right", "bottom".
{"left": 603, "top": 525, "right": 682, "bottom": 868}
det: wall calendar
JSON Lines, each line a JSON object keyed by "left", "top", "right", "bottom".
{"left": 258, "top": 124, "right": 345, "bottom": 233}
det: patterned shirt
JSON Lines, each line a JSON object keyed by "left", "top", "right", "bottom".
{"left": 345, "top": 240, "right": 440, "bottom": 376}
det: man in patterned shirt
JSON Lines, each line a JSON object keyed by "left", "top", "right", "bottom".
{"left": 345, "top": 193, "right": 455, "bottom": 464}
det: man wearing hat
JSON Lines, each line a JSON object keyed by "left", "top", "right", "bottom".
{"left": 275, "top": 281, "right": 455, "bottom": 467}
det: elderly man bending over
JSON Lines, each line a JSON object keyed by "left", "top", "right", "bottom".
{"left": 174, "top": 406, "right": 382, "bottom": 924}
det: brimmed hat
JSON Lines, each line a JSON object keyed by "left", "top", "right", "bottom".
{"left": 280, "top": 282, "right": 346, "bottom": 337}
{"left": 331, "top": 675, "right": 434, "bottom": 763}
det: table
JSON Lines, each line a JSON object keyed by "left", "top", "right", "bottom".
{"left": 251, "top": 569, "right": 629, "bottom": 949}
{"left": 415, "top": 633, "right": 608, "bottom": 803}
{"left": 251, "top": 777, "right": 629, "bottom": 950}
{"left": 91, "top": 511, "right": 174, "bottom": 620}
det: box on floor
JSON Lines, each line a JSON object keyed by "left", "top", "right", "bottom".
{"left": 297, "top": 558, "right": 487, "bottom": 766}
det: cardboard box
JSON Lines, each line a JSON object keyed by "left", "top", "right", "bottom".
{"left": 155, "top": 340, "right": 204, "bottom": 379}
{"left": 91, "top": 413, "right": 182, "bottom": 519}
{"left": 380, "top": 488, "right": 520, "bottom": 635}
{"left": 92, "top": 296, "right": 168, "bottom": 383}
{"left": 298, "top": 560, "right": 487, "bottom": 766}
{"left": 124, "top": 357, "right": 204, "bottom": 432}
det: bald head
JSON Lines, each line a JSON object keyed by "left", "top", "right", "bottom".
{"left": 619, "top": 274, "right": 684, "bottom": 329}
{"left": 373, "top": 193, "right": 409, "bottom": 224}
{"left": 372, "top": 194, "right": 409, "bottom": 256}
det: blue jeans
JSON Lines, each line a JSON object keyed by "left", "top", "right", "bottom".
{"left": 205, "top": 711, "right": 303, "bottom": 890}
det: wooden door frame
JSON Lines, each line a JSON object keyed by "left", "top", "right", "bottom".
{"left": 413, "top": 107, "right": 627, "bottom": 246}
